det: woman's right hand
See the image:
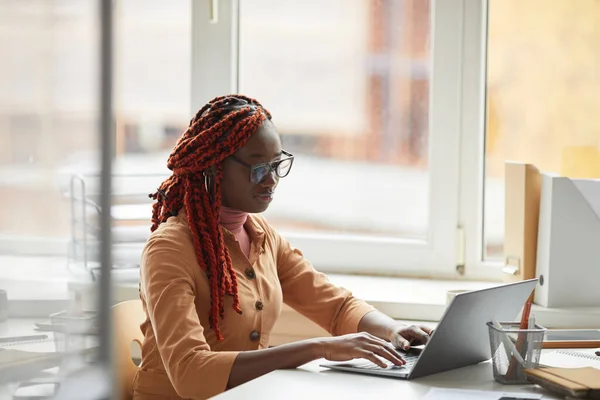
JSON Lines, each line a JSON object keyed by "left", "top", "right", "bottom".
{"left": 317, "top": 332, "right": 406, "bottom": 368}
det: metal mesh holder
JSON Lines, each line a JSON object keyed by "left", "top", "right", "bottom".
{"left": 487, "top": 321, "right": 546, "bottom": 384}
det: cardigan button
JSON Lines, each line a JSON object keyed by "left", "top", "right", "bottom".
{"left": 249, "top": 330, "right": 260, "bottom": 342}
{"left": 255, "top": 300, "right": 264, "bottom": 311}
{"left": 244, "top": 268, "right": 256, "bottom": 280}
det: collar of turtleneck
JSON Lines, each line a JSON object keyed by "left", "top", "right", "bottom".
{"left": 220, "top": 206, "right": 248, "bottom": 233}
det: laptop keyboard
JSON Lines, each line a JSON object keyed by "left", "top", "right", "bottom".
{"left": 353, "top": 352, "right": 420, "bottom": 371}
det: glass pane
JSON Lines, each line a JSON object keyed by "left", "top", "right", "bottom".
{"left": 484, "top": 0, "right": 600, "bottom": 258}
{"left": 239, "top": 0, "right": 431, "bottom": 239}
{"left": 114, "top": 0, "right": 191, "bottom": 159}
{"left": 110, "top": 0, "right": 191, "bottom": 269}
{"left": 0, "top": 0, "right": 103, "bottom": 393}
{"left": 0, "top": 0, "right": 191, "bottom": 392}
{"left": 68, "top": 0, "right": 191, "bottom": 271}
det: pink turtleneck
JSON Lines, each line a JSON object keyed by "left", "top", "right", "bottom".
{"left": 220, "top": 206, "right": 251, "bottom": 258}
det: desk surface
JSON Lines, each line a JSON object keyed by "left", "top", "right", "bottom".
{"left": 213, "top": 359, "right": 560, "bottom": 400}
{"left": 0, "top": 319, "right": 99, "bottom": 399}
{"left": 0, "top": 320, "right": 568, "bottom": 399}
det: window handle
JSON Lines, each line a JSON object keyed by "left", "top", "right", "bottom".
{"left": 502, "top": 256, "right": 521, "bottom": 275}
{"left": 209, "top": 0, "right": 218, "bottom": 23}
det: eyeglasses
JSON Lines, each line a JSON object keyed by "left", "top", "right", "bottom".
{"left": 228, "top": 150, "right": 294, "bottom": 184}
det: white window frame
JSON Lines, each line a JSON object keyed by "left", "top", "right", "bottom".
{"left": 191, "top": 0, "right": 469, "bottom": 277}
{"left": 2, "top": 0, "right": 505, "bottom": 282}
{"left": 458, "top": 0, "right": 505, "bottom": 280}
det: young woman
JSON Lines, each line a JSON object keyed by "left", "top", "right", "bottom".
{"left": 133, "top": 95, "right": 432, "bottom": 399}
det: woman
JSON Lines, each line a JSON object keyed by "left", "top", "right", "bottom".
{"left": 133, "top": 95, "right": 432, "bottom": 399}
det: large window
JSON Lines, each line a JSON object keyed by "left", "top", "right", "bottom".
{"left": 0, "top": 1, "right": 100, "bottom": 302}
{"left": 7, "top": 0, "right": 597, "bottom": 287}
{"left": 0, "top": 1, "right": 191, "bottom": 296}
{"left": 109, "top": 0, "right": 191, "bottom": 269}
{"left": 114, "top": 0, "right": 190, "bottom": 159}
{"left": 192, "top": 0, "right": 463, "bottom": 275}
{"left": 0, "top": 1, "right": 98, "bottom": 252}
{"left": 482, "top": 0, "right": 600, "bottom": 260}
{"left": 240, "top": 0, "right": 431, "bottom": 240}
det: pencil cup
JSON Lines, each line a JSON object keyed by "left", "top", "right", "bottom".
{"left": 487, "top": 321, "right": 546, "bottom": 384}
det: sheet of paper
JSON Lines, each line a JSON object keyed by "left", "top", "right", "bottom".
{"left": 13, "top": 382, "right": 58, "bottom": 398}
{"left": 423, "top": 388, "right": 543, "bottom": 400}
{"left": 540, "top": 349, "right": 600, "bottom": 369}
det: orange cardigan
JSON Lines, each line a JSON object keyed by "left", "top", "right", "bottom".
{"left": 132, "top": 209, "right": 374, "bottom": 400}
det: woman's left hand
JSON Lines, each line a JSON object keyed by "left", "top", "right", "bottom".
{"left": 389, "top": 324, "right": 433, "bottom": 351}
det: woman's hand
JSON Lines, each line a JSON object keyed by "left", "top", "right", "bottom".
{"left": 318, "top": 332, "right": 406, "bottom": 368}
{"left": 389, "top": 324, "right": 433, "bottom": 351}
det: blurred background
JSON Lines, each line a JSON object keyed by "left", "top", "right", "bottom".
{"left": 1, "top": 0, "right": 600, "bottom": 395}
{"left": 1, "top": 0, "right": 599, "bottom": 268}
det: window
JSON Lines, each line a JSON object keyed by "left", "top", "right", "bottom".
{"left": 0, "top": 1, "right": 116, "bottom": 388}
{"left": 0, "top": 1, "right": 98, "bottom": 257}
{"left": 192, "top": 0, "right": 464, "bottom": 275}
{"left": 482, "top": 0, "right": 600, "bottom": 261}
{"left": 114, "top": 0, "right": 191, "bottom": 158}
{"left": 0, "top": 0, "right": 100, "bottom": 305}
{"left": 239, "top": 0, "right": 431, "bottom": 239}
{"left": 12, "top": 0, "right": 593, "bottom": 287}
{"left": 109, "top": 0, "right": 191, "bottom": 269}
{"left": 0, "top": 1, "right": 192, "bottom": 299}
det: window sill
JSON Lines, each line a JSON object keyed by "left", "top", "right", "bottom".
{"left": 109, "top": 273, "right": 600, "bottom": 335}
{"left": 270, "top": 275, "right": 600, "bottom": 343}
{"left": 3, "top": 258, "right": 600, "bottom": 332}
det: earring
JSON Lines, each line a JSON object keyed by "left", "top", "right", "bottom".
{"left": 203, "top": 170, "right": 215, "bottom": 202}
{"left": 203, "top": 171, "right": 210, "bottom": 192}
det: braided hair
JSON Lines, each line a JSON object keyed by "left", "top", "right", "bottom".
{"left": 149, "top": 94, "right": 272, "bottom": 340}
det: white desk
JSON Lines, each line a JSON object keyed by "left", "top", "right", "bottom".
{"left": 0, "top": 320, "right": 570, "bottom": 399}
{"left": 213, "top": 359, "right": 560, "bottom": 400}
{"left": 0, "top": 319, "right": 100, "bottom": 399}
{"left": 0, "top": 319, "right": 59, "bottom": 398}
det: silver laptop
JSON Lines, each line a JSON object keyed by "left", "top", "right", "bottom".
{"left": 321, "top": 279, "right": 538, "bottom": 379}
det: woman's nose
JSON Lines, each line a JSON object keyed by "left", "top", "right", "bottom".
{"left": 260, "top": 170, "right": 278, "bottom": 188}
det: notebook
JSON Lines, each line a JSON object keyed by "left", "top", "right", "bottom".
{"left": 0, "top": 349, "right": 63, "bottom": 385}
{"left": 524, "top": 367, "right": 600, "bottom": 399}
{"left": 0, "top": 334, "right": 63, "bottom": 384}
{"left": 0, "top": 333, "right": 97, "bottom": 385}
{"left": 0, "top": 335, "right": 56, "bottom": 352}
{"left": 540, "top": 349, "right": 600, "bottom": 369}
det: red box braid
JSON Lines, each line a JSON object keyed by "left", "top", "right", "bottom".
{"left": 149, "top": 94, "right": 272, "bottom": 340}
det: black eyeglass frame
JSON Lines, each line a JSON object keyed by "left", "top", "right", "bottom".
{"left": 228, "top": 150, "right": 294, "bottom": 184}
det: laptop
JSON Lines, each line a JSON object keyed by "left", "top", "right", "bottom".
{"left": 321, "top": 278, "right": 538, "bottom": 379}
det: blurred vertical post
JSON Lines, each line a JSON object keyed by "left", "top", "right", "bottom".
{"left": 99, "top": 0, "right": 115, "bottom": 395}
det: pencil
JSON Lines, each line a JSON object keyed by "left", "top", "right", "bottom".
{"left": 506, "top": 301, "right": 532, "bottom": 379}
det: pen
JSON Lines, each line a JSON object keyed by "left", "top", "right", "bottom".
{"left": 506, "top": 301, "right": 532, "bottom": 378}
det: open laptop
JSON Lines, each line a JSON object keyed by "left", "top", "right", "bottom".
{"left": 321, "top": 278, "right": 538, "bottom": 379}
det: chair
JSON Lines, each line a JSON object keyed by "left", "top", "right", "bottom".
{"left": 113, "top": 299, "right": 145, "bottom": 400}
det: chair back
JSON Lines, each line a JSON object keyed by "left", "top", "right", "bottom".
{"left": 113, "top": 300, "right": 145, "bottom": 400}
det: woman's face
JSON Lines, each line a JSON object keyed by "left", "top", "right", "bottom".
{"left": 219, "top": 120, "right": 282, "bottom": 213}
